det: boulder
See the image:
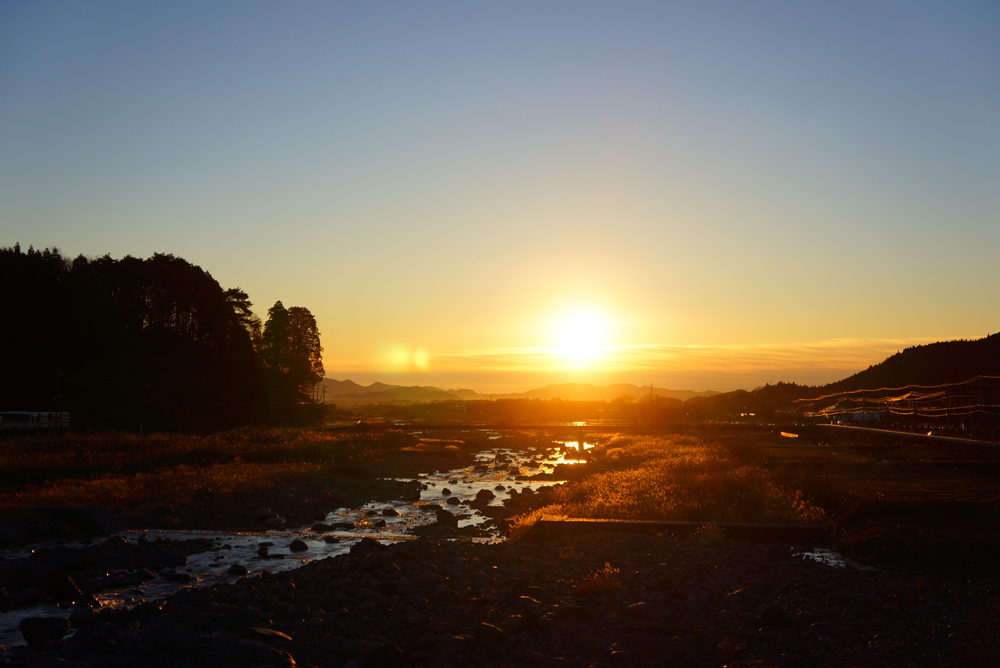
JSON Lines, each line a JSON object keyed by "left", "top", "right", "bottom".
{"left": 288, "top": 539, "right": 308, "bottom": 552}
{"left": 473, "top": 621, "right": 506, "bottom": 643}
{"left": 435, "top": 510, "right": 459, "bottom": 529}
{"left": 227, "top": 564, "right": 248, "bottom": 575}
{"left": 366, "top": 643, "right": 404, "bottom": 668}
{"left": 760, "top": 605, "right": 789, "bottom": 626}
{"left": 382, "top": 508, "right": 400, "bottom": 517}
{"left": 43, "top": 545, "right": 86, "bottom": 572}
{"left": 350, "top": 537, "right": 386, "bottom": 556}
{"left": 19, "top": 616, "right": 70, "bottom": 646}
{"left": 446, "top": 497, "right": 461, "bottom": 506}
{"left": 475, "top": 489, "right": 495, "bottom": 501}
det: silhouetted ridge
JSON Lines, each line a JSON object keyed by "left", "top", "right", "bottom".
{"left": 822, "top": 333, "right": 1000, "bottom": 394}
{"left": 685, "top": 333, "right": 1000, "bottom": 418}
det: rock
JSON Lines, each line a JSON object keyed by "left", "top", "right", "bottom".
{"left": 350, "top": 537, "right": 386, "bottom": 556}
{"left": 625, "top": 601, "right": 650, "bottom": 618}
{"left": 323, "top": 536, "right": 341, "bottom": 544}
{"left": 252, "top": 507, "right": 271, "bottom": 520}
{"left": 503, "top": 614, "right": 525, "bottom": 629}
{"left": 810, "top": 622, "right": 848, "bottom": 640}
{"left": 553, "top": 604, "right": 591, "bottom": 620}
{"left": 331, "top": 522, "right": 356, "bottom": 530}
{"left": 435, "top": 509, "right": 459, "bottom": 529}
{"left": 288, "top": 539, "right": 308, "bottom": 552}
{"left": 374, "top": 519, "right": 387, "bottom": 528}
{"left": 431, "top": 635, "right": 475, "bottom": 664}
{"left": 227, "top": 564, "right": 248, "bottom": 575}
{"left": 38, "top": 659, "right": 98, "bottom": 668}
{"left": 366, "top": 644, "right": 404, "bottom": 668}
{"left": 312, "top": 511, "right": 328, "bottom": 521}
{"left": 446, "top": 497, "right": 461, "bottom": 506}
{"left": 494, "top": 484, "right": 506, "bottom": 491}
{"left": 475, "top": 489, "right": 495, "bottom": 500}
{"left": 343, "top": 639, "right": 381, "bottom": 656}
{"left": 43, "top": 545, "right": 86, "bottom": 571}
{"left": 442, "top": 488, "right": 452, "bottom": 495}
{"left": 310, "top": 523, "right": 333, "bottom": 532}
{"left": 264, "top": 517, "right": 284, "bottom": 528}
{"left": 473, "top": 621, "right": 506, "bottom": 643}
{"left": 257, "top": 545, "right": 269, "bottom": 556}
{"left": 19, "top": 616, "right": 70, "bottom": 646}
{"left": 382, "top": 508, "right": 400, "bottom": 517}
{"left": 68, "top": 607, "right": 95, "bottom": 625}
{"left": 760, "top": 605, "right": 789, "bottom": 626}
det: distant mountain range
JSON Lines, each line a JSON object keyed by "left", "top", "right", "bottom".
{"left": 318, "top": 378, "right": 720, "bottom": 404}
{"left": 321, "top": 333, "right": 1000, "bottom": 410}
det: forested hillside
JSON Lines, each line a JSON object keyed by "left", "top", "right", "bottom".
{"left": 685, "top": 334, "right": 1000, "bottom": 419}
{"left": 0, "top": 244, "right": 324, "bottom": 431}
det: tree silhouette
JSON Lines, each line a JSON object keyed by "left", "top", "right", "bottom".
{"left": 260, "top": 301, "right": 324, "bottom": 425}
{"left": 0, "top": 245, "right": 328, "bottom": 431}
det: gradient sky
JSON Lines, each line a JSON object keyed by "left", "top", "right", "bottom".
{"left": 3, "top": 1, "right": 999, "bottom": 392}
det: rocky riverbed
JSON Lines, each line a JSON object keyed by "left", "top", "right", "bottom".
{"left": 3, "top": 531, "right": 999, "bottom": 667}
{"left": 2, "top": 438, "right": 999, "bottom": 666}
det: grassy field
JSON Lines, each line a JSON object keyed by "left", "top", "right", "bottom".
{"left": 0, "top": 427, "right": 418, "bottom": 511}
{"left": 510, "top": 433, "right": 830, "bottom": 539}
{"left": 510, "top": 427, "right": 1000, "bottom": 539}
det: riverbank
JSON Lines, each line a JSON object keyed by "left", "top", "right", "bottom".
{"left": 4, "top": 530, "right": 999, "bottom": 667}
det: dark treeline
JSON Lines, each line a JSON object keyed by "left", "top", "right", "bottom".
{"left": 0, "top": 244, "right": 324, "bottom": 431}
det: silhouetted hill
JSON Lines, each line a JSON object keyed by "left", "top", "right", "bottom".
{"left": 320, "top": 379, "right": 719, "bottom": 405}
{"left": 319, "top": 379, "right": 462, "bottom": 404}
{"left": 822, "top": 333, "right": 1000, "bottom": 393}
{"left": 465, "top": 383, "right": 719, "bottom": 402}
{"left": 685, "top": 333, "right": 1000, "bottom": 418}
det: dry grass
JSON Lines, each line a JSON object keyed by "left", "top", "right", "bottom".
{"left": 0, "top": 460, "right": 323, "bottom": 511}
{"left": 0, "top": 427, "right": 413, "bottom": 474}
{"left": 0, "top": 427, "right": 415, "bottom": 511}
{"left": 511, "top": 434, "right": 827, "bottom": 534}
{"left": 574, "top": 563, "right": 623, "bottom": 596}
{"left": 508, "top": 505, "right": 568, "bottom": 542}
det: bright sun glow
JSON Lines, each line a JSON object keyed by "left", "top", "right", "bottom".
{"left": 556, "top": 311, "right": 606, "bottom": 361}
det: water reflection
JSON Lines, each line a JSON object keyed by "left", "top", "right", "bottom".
{"left": 0, "top": 445, "right": 584, "bottom": 647}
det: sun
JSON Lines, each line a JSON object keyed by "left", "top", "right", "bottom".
{"left": 556, "top": 310, "right": 606, "bottom": 361}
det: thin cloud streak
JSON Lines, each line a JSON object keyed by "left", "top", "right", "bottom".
{"left": 325, "top": 336, "right": 951, "bottom": 391}
{"left": 430, "top": 338, "right": 941, "bottom": 373}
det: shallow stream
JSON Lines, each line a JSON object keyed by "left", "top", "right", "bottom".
{"left": 0, "top": 442, "right": 590, "bottom": 647}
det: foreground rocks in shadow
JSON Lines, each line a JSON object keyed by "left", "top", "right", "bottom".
{"left": 3, "top": 531, "right": 1000, "bottom": 667}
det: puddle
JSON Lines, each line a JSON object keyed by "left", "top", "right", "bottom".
{"left": 794, "top": 547, "right": 879, "bottom": 570}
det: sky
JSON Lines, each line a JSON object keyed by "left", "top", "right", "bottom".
{"left": 3, "top": 1, "right": 999, "bottom": 392}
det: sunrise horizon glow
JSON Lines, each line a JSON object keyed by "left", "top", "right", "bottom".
{"left": 4, "top": 1, "right": 998, "bottom": 394}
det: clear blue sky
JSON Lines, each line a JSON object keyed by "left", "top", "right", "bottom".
{"left": 3, "top": 1, "right": 999, "bottom": 391}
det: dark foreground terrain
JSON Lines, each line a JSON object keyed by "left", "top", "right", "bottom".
{"left": 3, "top": 528, "right": 1000, "bottom": 668}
